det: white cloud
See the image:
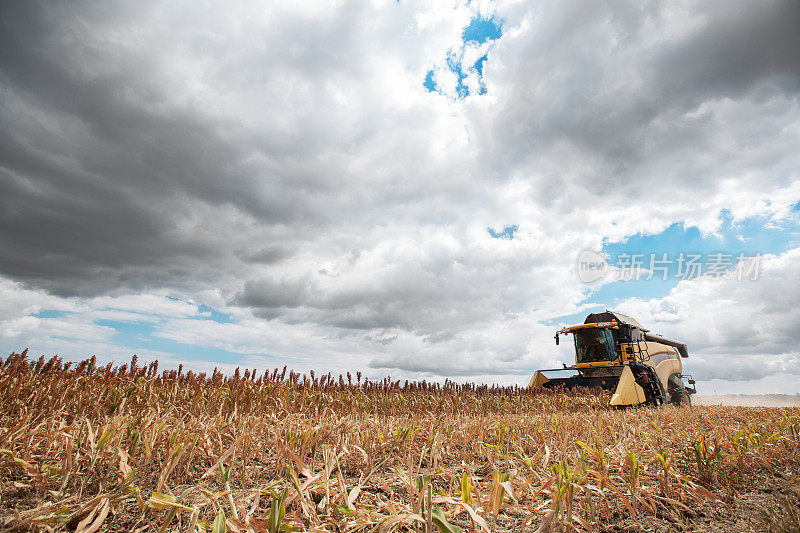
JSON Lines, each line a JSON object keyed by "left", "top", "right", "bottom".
{"left": 0, "top": 278, "right": 76, "bottom": 321}
{"left": 615, "top": 247, "right": 800, "bottom": 385}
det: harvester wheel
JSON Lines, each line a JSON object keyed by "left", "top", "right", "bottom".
{"left": 667, "top": 374, "right": 692, "bottom": 407}
{"left": 677, "top": 388, "right": 691, "bottom": 407}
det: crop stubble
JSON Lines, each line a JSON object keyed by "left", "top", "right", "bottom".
{"left": 0, "top": 350, "right": 798, "bottom": 532}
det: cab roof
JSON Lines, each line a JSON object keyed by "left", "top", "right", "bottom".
{"left": 584, "top": 311, "right": 647, "bottom": 331}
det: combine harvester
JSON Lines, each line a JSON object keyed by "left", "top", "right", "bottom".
{"left": 530, "top": 311, "right": 696, "bottom": 406}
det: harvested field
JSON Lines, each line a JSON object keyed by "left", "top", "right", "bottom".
{"left": 694, "top": 395, "right": 800, "bottom": 408}
{"left": 1, "top": 350, "right": 798, "bottom": 532}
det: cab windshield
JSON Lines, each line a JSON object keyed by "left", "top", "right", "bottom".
{"left": 573, "top": 329, "right": 616, "bottom": 363}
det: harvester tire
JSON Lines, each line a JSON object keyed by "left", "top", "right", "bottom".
{"left": 667, "top": 374, "right": 692, "bottom": 406}
{"left": 676, "top": 388, "right": 691, "bottom": 406}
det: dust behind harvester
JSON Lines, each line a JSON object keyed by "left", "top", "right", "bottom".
{"left": 530, "top": 311, "right": 696, "bottom": 406}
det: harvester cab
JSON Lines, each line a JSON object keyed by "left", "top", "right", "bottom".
{"left": 529, "top": 311, "right": 696, "bottom": 406}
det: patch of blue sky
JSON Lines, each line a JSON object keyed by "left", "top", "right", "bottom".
{"left": 197, "top": 304, "right": 234, "bottom": 324}
{"left": 488, "top": 224, "right": 518, "bottom": 239}
{"left": 541, "top": 308, "right": 598, "bottom": 329}
{"left": 474, "top": 54, "right": 488, "bottom": 75}
{"left": 543, "top": 211, "right": 800, "bottom": 327}
{"left": 423, "top": 15, "right": 501, "bottom": 97}
{"left": 149, "top": 337, "right": 277, "bottom": 368}
{"left": 33, "top": 310, "right": 68, "bottom": 319}
{"left": 462, "top": 16, "right": 502, "bottom": 44}
{"left": 94, "top": 318, "right": 273, "bottom": 366}
{"left": 95, "top": 319, "right": 158, "bottom": 347}
{"left": 446, "top": 52, "right": 470, "bottom": 98}
{"left": 21, "top": 298, "right": 248, "bottom": 366}
{"left": 90, "top": 300, "right": 245, "bottom": 363}
{"left": 423, "top": 70, "right": 436, "bottom": 92}
{"left": 587, "top": 211, "right": 800, "bottom": 306}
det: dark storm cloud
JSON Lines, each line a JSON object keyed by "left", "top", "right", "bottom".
{"left": 656, "top": 1, "right": 800, "bottom": 106}
{"left": 486, "top": 0, "right": 800, "bottom": 198}
{"left": 233, "top": 277, "right": 315, "bottom": 310}
{"left": 0, "top": 1, "right": 317, "bottom": 295}
{"left": 238, "top": 246, "right": 295, "bottom": 265}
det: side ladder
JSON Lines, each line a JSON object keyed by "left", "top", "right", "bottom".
{"left": 630, "top": 363, "right": 667, "bottom": 406}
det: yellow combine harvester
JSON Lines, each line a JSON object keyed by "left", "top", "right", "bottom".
{"left": 529, "top": 311, "right": 696, "bottom": 406}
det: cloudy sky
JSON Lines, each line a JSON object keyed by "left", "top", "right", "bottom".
{"left": 1, "top": 0, "right": 799, "bottom": 393}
